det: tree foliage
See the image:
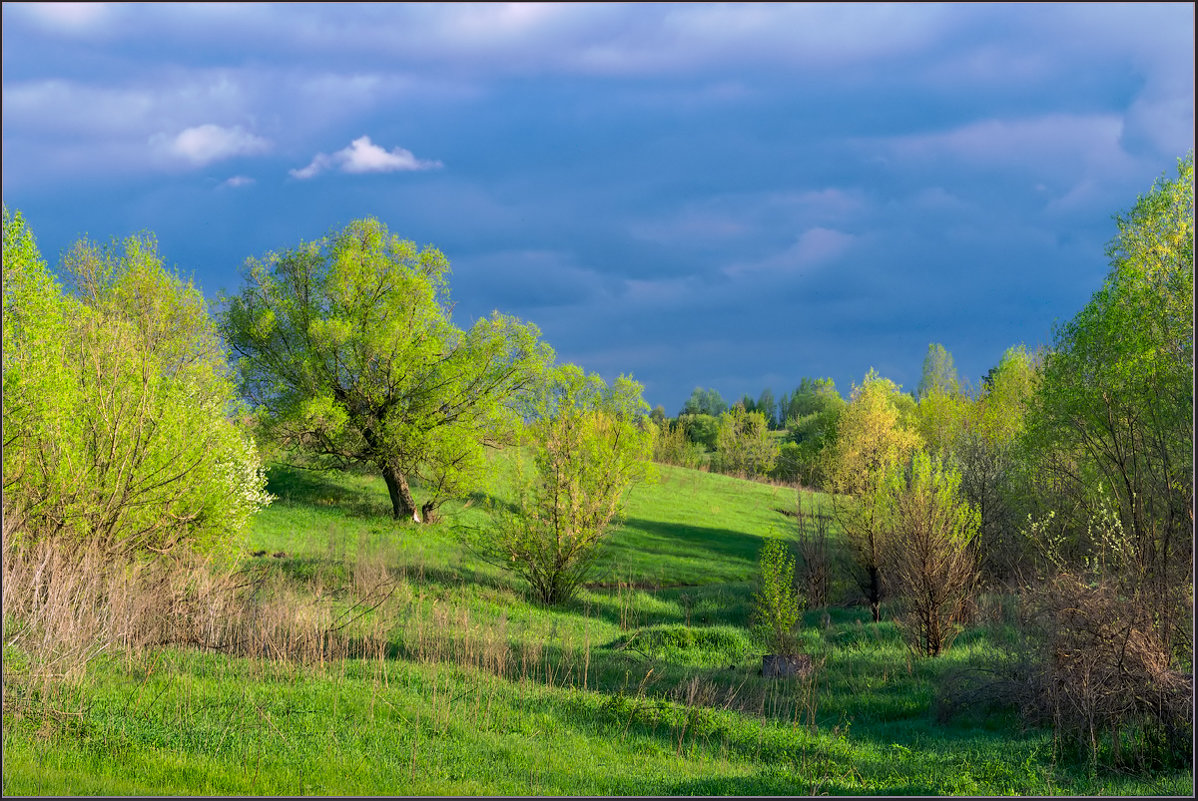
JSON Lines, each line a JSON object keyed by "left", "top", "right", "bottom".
{"left": 650, "top": 417, "right": 704, "bottom": 469}
{"left": 679, "top": 386, "right": 728, "bottom": 418}
{"left": 914, "top": 344, "right": 968, "bottom": 460}
{"left": 1022, "top": 153, "right": 1194, "bottom": 662}
{"left": 219, "top": 217, "right": 553, "bottom": 522}
{"left": 916, "top": 342, "right": 961, "bottom": 400}
{"left": 756, "top": 387, "right": 778, "bottom": 429}
{"left": 958, "top": 345, "right": 1041, "bottom": 580}
{"left": 713, "top": 405, "right": 779, "bottom": 478}
{"left": 784, "top": 378, "right": 846, "bottom": 488}
{"left": 781, "top": 377, "right": 840, "bottom": 424}
{"left": 677, "top": 412, "right": 719, "bottom": 451}
{"left": 480, "top": 364, "right": 654, "bottom": 605}
{"left": 827, "top": 370, "right": 924, "bottom": 621}
{"left": 3, "top": 207, "right": 270, "bottom": 557}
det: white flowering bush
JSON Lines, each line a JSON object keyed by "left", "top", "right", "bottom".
{"left": 3, "top": 207, "right": 272, "bottom": 558}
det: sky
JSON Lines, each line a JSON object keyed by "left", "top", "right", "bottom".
{"left": 3, "top": 2, "right": 1194, "bottom": 415}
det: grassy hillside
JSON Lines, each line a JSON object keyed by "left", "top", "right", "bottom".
{"left": 3, "top": 452, "right": 1191, "bottom": 796}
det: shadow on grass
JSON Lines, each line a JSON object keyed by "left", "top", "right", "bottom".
{"left": 611, "top": 517, "right": 766, "bottom": 565}
{"left": 265, "top": 464, "right": 394, "bottom": 520}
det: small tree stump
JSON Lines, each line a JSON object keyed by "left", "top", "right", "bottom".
{"left": 762, "top": 653, "right": 813, "bottom": 679}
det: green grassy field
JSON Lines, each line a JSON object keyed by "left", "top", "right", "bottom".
{"left": 3, "top": 453, "right": 1192, "bottom": 796}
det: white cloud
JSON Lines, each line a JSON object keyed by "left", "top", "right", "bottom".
{"left": 220, "top": 175, "right": 255, "bottom": 188}
{"left": 290, "top": 136, "right": 442, "bottom": 179}
{"left": 10, "top": 2, "right": 110, "bottom": 35}
{"left": 155, "top": 124, "right": 271, "bottom": 166}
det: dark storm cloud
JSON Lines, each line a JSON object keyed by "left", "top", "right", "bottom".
{"left": 2, "top": 2, "right": 1192, "bottom": 413}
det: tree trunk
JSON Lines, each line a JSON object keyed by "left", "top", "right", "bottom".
{"left": 381, "top": 463, "right": 421, "bottom": 523}
{"left": 868, "top": 565, "right": 882, "bottom": 623}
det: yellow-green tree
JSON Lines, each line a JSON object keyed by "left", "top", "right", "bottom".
{"left": 915, "top": 343, "right": 968, "bottom": 460}
{"left": 960, "top": 344, "right": 1041, "bottom": 579}
{"left": 481, "top": 364, "right": 655, "bottom": 604}
{"left": 827, "top": 370, "right": 923, "bottom": 621}
{"left": 714, "top": 405, "right": 779, "bottom": 477}
{"left": 882, "top": 452, "right": 980, "bottom": 656}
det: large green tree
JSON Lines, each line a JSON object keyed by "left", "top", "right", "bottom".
{"left": 219, "top": 218, "right": 553, "bottom": 523}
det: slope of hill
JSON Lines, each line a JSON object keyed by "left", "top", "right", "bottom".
{"left": 3, "top": 454, "right": 1190, "bottom": 795}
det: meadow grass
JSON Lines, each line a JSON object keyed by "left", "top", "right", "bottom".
{"left": 3, "top": 453, "right": 1192, "bottom": 796}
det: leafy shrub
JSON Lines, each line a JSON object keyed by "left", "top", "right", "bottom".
{"left": 677, "top": 413, "right": 719, "bottom": 451}
{"left": 751, "top": 538, "right": 804, "bottom": 655}
{"left": 478, "top": 364, "right": 654, "bottom": 605}
{"left": 2, "top": 209, "right": 270, "bottom": 558}
{"left": 712, "top": 406, "right": 778, "bottom": 478}
{"left": 651, "top": 419, "right": 704, "bottom": 469}
{"left": 770, "top": 441, "right": 803, "bottom": 483}
{"left": 882, "top": 452, "right": 979, "bottom": 657}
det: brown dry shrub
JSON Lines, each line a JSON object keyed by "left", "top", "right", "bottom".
{"left": 794, "top": 491, "right": 831, "bottom": 608}
{"left": 1021, "top": 575, "right": 1191, "bottom": 768}
{"left": 937, "top": 575, "right": 1192, "bottom": 771}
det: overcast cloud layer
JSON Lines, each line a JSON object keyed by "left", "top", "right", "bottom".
{"left": 3, "top": 2, "right": 1193, "bottom": 413}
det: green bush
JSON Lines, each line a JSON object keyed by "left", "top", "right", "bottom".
{"left": 651, "top": 419, "right": 704, "bottom": 469}
{"left": 751, "top": 538, "right": 804, "bottom": 655}
{"left": 478, "top": 364, "right": 654, "bottom": 605}
{"left": 2, "top": 208, "right": 271, "bottom": 557}
{"left": 712, "top": 407, "right": 778, "bottom": 477}
{"left": 770, "top": 441, "right": 804, "bottom": 483}
{"left": 677, "top": 413, "right": 719, "bottom": 451}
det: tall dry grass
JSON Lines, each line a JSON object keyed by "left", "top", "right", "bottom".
{"left": 2, "top": 508, "right": 405, "bottom": 720}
